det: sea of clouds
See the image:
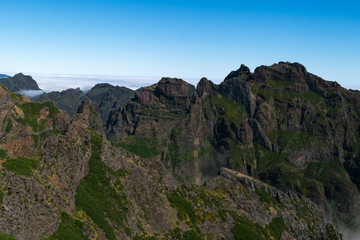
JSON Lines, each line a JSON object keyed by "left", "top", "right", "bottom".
{"left": 31, "top": 74, "right": 162, "bottom": 92}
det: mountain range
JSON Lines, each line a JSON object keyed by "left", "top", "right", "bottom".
{"left": 0, "top": 74, "right": 135, "bottom": 123}
{"left": 1, "top": 62, "right": 359, "bottom": 239}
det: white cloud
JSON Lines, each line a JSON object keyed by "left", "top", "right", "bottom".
{"left": 29, "top": 73, "right": 206, "bottom": 92}
{"left": 17, "top": 90, "right": 44, "bottom": 98}
{"left": 31, "top": 74, "right": 162, "bottom": 92}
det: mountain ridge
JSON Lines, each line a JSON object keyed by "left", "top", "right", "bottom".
{"left": 106, "top": 61, "right": 360, "bottom": 233}
{"left": 1, "top": 62, "right": 358, "bottom": 239}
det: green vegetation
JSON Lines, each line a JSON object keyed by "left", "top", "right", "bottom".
{"left": 213, "top": 93, "right": 248, "bottom": 121}
{"left": 0, "top": 149, "right": 7, "bottom": 159}
{"left": 303, "top": 90, "right": 323, "bottom": 105}
{"left": 256, "top": 187, "right": 277, "bottom": 205}
{"left": 0, "top": 84, "right": 23, "bottom": 101}
{"left": 5, "top": 118, "right": 13, "bottom": 133}
{"left": 304, "top": 160, "right": 352, "bottom": 185}
{"left": 165, "top": 128, "right": 195, "bottom": 168}
{"left": 32, "top": 135, "right": 39, "bottom": 148}
{"left": 267, "top": 130, "right": 325, "bottom": 150}
{"left": 251, "top": 80, "right": 324, "bottom": 109}
{"left": 3, "top": 157, "right": 40, "bottom": 177}
{"left": 167, "top": 189, "right": 197, "bottom": 227}
{"left": 230, "top": 211, "right": 288, "bottom": 240}
{"left": 46, "top": 213, "right": 87, "bottom": 240}
{"left": 230, "top": 142, "right": 255, "bottom": 170}
{"left": 166, "top": 143, "right": 194, "bottom": 168}
{"left": 230, "top": 213, "right": 266, "bottom": 240}
{"left": 267, "top": 79, "right": 293, "bottom": 88}
{"left": 267, "top": 217, "right": 287, "bottom": 239}
{"left": 166, "top": 184, "right": 224, "bottom": 234}
{"left": 141, "top": 108, "right": 180, "bottom": 121}
{"left": 165, "top": 228, "right": 205, "bottom": 240}
{"left": 16, "top": 102, "right": 60, "bottom": 131}
{"left": 133, "top": 235, "right": 158, "bottom": 240}
{"left": 0, "top": 189, "right": 4, "bottom": 205}
{"left": 75, "top": 132, "right": 129, "bottom": 240}
{"left": 116, "top": 136, "right": 160, "bottom": 158}
{"left": 251, "top": 84, "right": 272, "bottom": 100}
{"left": 0, "top": 233, "right": 17, "bottom": 240}
{"left": 231, "top": 222, "right": 263, "bottom": 240}
{"left": 254, "top": 144, "right": 290, "bottom": 174}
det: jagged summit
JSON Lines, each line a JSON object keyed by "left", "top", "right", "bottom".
{"left": 156, "top": 77, "right": 195, "bottom": 99}
{"left": 224, "top": 64, "right": 252, "bottom": 80}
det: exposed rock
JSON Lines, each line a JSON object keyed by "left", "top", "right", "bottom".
{"left": 197, "top": 77, "right": 217, "bottom": 98}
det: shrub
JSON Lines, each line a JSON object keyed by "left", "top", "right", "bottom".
{"left": 3, "top": 157, "right": 40, "bottom": 177}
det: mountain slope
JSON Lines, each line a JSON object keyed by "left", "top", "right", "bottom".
{"left": 0, "top": 80, "right": 341, "bottom": 239}
{"left": 0, "top": 73, "right": 41, "bottom": 92}
{"left": 106, "top": 62, "right": 360, "bottom": 232}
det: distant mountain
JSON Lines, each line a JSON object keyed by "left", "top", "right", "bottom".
{"left": 33, "top": 87, "right": 84, "bottom": 117}
{"left": 0, "top": 73, "right": 41, "bottom": 91}
{"left": 34, "top": 83, "right": 135, "bottom": 122}
{"left": 0, "top": 74, "right": 10, "bottom": 78}
{"left": 85, "top": 83, "right": 135, "bottom": 122}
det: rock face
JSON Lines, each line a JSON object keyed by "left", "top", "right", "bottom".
{"left": 0, "top": 73, "right": 41, "bottom": 92}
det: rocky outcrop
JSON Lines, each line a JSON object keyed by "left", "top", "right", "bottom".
{"left": 220, "top": 64, "right": 256, "bottom": 116}
{"left": 196, "top": 77, "right": 217, "bottom": 98}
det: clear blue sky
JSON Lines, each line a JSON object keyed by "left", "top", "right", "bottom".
{"left": 1, "top": 0, "right": 359, "bottom": 89}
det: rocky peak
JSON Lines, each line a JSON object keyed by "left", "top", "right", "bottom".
{"left": 224, "top": 64, "right": 251, "bottom": 81}
{"left": 77, "top": 98, "right": 103, "bottom": 134}
{"left": 253, "top": 62, "right": 308, "bottom": 83}
{"left": 64, "top": 87, "right": 82, "bottom": 94}
{"left": 91, "top": 83, "right": 112, "bottom": 89}
{"left": 196, "top": 77, "right": 217, "bottom": 98}
{"left": 155, "top": 77, "right": 195, "bottom": 99}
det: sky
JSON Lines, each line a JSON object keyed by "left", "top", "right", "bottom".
{"left": 0, "top": 0, "right": 359, "bottom": 91}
